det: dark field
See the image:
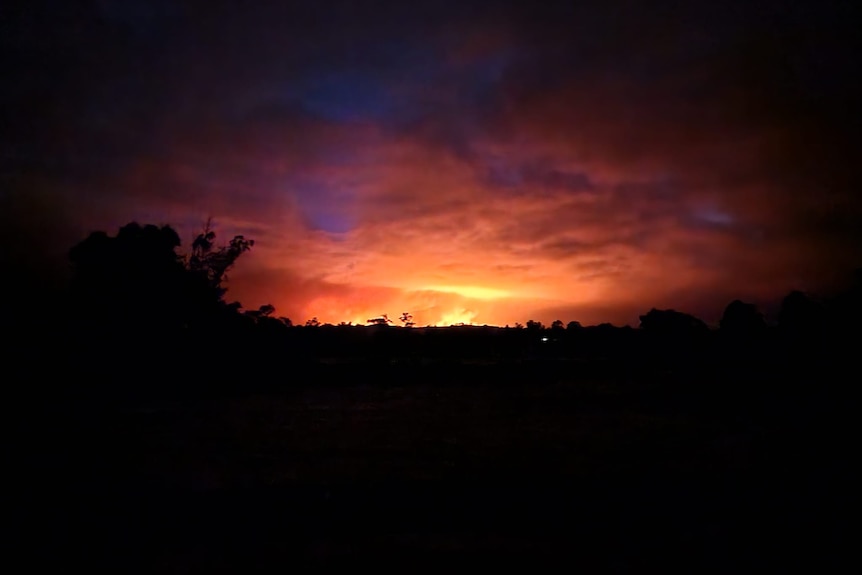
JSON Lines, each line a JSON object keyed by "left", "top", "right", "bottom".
{"left": 17, "top": 361, "right": 853, "bottom": 572}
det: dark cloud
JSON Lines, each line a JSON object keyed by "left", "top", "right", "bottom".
{"left": 3, "top": 0, "right": 859, "bottom": 325}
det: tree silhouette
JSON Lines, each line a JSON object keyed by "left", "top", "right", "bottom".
{"left": 566, "top": 321, "right": 583, "bottom": 331}
{"left": 639, "top": 308, "right": 708, "bottom": 336}
{"left": 551, "top": 319, "right": 565, "bottom": 332}
{"left": 69, "top": 223, "right": 184, "bottom": 329}
{"left": 68, "top": 221, "right": 254, "bottom": 334}
{"left": 305, "top": 317, "right": 321, "bottom": 327}
{"left": 525, "top": 320, "right": 544, "bottom": 331}
{"left": 245, "top": 304, "right": 276, "bottom": 319}
{"left": 258, "top": 304, "right": 275, "bottom": 317}
{"left": 828, "top": 268, "right": 862, "bottom": 327}
{"left": 720, "top": 300, "right": 766, "bottom": 336}
{"left": 399, "top": 312, "right": 415, "bottom": 328}
{"left": 187, "top": 218, "right": 254, "bottom": 300}
{"left": 778, "top": 290, "right": 825, "bottom": 335}
{"left": 367, "top": 314, "right": 392, "bottom": 326}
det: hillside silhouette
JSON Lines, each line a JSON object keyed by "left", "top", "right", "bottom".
{"left": 11, "top": 222, "right": 859, "bottom": 571}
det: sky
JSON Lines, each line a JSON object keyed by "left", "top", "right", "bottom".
{"left": 2, "top": 0, "right": 860, "bottom": 326}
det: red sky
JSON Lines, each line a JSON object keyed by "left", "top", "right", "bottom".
{"left": 3, "top": 1, "right": 860, "bottom": 326}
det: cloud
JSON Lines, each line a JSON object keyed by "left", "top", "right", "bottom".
{"left": 4, "top": 1, "right": 859, "bottom": 326}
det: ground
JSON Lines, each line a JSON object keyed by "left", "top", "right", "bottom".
{"left": 16, "top": 360, "right": 852, "bottom": 572}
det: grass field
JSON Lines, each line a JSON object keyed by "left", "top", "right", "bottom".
{"left": 16, "top": 360, "right": 852, "bottom": 571}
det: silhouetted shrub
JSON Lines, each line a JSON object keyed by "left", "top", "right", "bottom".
{"left": 720, "top": 300, "right": 766, "bottom": 336}
{"left": 639, "top": 308, "right": 708, "bottom": 336}
{"left": 778, "top": 291, "right": 825, "bottom": 335}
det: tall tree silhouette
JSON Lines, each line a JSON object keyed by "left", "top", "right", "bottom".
{"left": 68, "top": 221, "right": 253, "bottom": 334}
{"left": 720, "top": 300, "right": 766, "bottom": 336}
{"left": 187, "top": 218, "right": 254, "bottom": 300}
{"left": 778, "top": 290, "right": 824, "bottom": 335}
{"left": 69, "top": 223, "right": 186, "bottom": 330}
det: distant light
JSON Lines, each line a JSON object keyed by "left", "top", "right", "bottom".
{"left": 541, "top": 337, "right": 549, "bottom": 342}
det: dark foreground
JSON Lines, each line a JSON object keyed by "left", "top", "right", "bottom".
{"left": 15, "top": 360, "right": 854, "bottom": 572}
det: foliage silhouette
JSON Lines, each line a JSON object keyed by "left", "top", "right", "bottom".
{"left": 68, "top": 221, "right": 254, "bottom": 336}
{"left": 367, "top": 314, "right": 392, "bottom": 326}
{"left": 828, "top": 269, "right": 862, "bottom": 328}
{"left": 778, "top": 290, "right": 825, "bottom": 334}
{"left": 51, "top": 221, "right": 862, "bottom": 401}
{"left": 188, "top": 218, "right": 254, "bottom": 302}
{"left": 639, "top": 308, "right": 708, "bottom": 336}
{"left": 245, "top": 304, "right": 276, "bottom": 319}
{"left": 720, "top": 300, "right": 766, "bottom": 336}
{"left": 69, "top": 223, "right": 186, "bottom": 330}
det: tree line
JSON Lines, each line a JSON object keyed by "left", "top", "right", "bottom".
{"left": 57, "top": 221, "right": 862, "bottom": 337}
{"left": 7, "top": 220, "right": 858, "bottom": 400}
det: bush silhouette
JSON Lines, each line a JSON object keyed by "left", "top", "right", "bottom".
{"left": 778, "top": 290, "right": 825, "bottom": 335}
{"left": 68, "top": 221, "right": 253, "bottom": 336}
{"left": 639, "top": 308, "right": 708, "bottom": 336}
{"left": 720, "top": 300, "right": 766, "bottom": 336}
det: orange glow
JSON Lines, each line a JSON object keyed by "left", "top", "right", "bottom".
{"left": 437, "top": 308, "right": 478, "bottom": 326}
{"left": 125, "top": 119, "right": 833, "bottom": 328}
{"left": 65, "top": 15, "right": 856, "bottom": 330}
{"left": 426, "top": 285, "right": 511, "bottom": 300}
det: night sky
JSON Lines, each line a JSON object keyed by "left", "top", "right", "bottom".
{"left": 3, "top": 0, "right": 860, "bottom": 326}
